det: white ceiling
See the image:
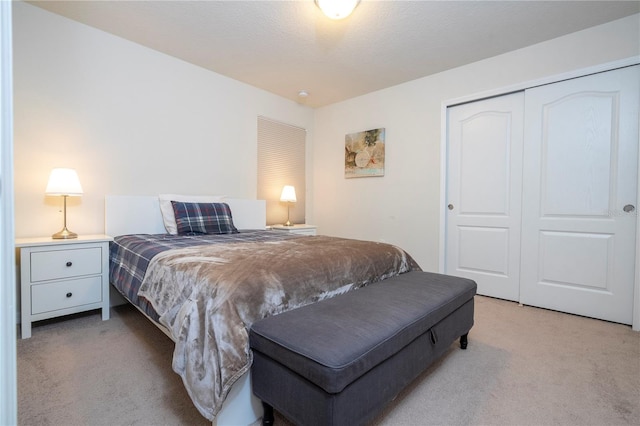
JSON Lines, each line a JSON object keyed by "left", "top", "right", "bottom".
{"left": 28, "top": 1, "right": 640, "bottom": 108}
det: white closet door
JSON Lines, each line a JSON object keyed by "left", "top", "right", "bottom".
{"left": 520, "top": 66, "right": 639, "bottom": 324}
{"left": 446, "top": 92, "right": 524, "bottom": 301}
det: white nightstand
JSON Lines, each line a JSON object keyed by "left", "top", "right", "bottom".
{"left": 271, "top": 224, "right": 317, "bottom": 236}
{"left": 16, "top": 234, "right": 113, "bottom": 339}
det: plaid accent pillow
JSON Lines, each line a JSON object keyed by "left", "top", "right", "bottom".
{"left": 171, "top": 201, "right": 239, "bottom": 235}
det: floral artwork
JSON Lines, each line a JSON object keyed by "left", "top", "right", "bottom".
{"left": 344, "top": 128, "right": 385, "bottom": 178}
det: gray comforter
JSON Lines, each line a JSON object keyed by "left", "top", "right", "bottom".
{"left": 138, "top": 235, "right": 419, "bottom": 420}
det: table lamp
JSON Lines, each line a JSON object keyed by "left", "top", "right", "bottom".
{"left": 45, "top": 168, "right": 83, "bottom": 239}
{"left": 280, "top": 185, "right": 297, "bottom": 226}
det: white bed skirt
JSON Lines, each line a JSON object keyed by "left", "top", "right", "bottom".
{"left": 214, "top": 372, "right": 263, "bottom": 426}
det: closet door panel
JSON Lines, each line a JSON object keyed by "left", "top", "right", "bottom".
{"left": 520, "top": 65, "right": 638, "bottom": 324}
{"left": 446, "top": 92, "right": 524, "bottom": 301}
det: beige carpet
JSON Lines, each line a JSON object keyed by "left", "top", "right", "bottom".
{"left": 17, "top": 296, "right": 640, "bottom": 426}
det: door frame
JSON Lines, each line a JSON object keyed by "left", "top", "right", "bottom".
{"left": 439, "top": 56, "right": 640, "bottom": 331}
{"left": 0, "top": 0, "right": 17, "bottom": 423}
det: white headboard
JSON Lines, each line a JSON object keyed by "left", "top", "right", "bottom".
{"left": 105, "top": 195, "right": 266, "bottom": 236}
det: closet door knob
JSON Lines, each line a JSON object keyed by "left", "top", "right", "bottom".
{"left": 66, "top": 261, "right": 72, "bottom": 267}
{"left": 448, "top": 204, "right": 454, "bottom": 211}
{"left": 623, "top": 204, "right": 635, "bottom": 213}
{"left": 66, "top": 292, "right": 72, "bottom": 298}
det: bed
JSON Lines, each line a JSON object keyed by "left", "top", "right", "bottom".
{"left": 105, "top": 195, "right": 420, "bottom": 425}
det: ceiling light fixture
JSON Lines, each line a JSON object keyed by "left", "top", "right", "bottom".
{"left": 315, "top": 0, "right": 360, "bottom": 20}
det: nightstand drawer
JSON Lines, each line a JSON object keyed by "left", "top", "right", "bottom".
{"left": 271, "top": 224, "right": 317, "bottom": 236}
{"left": 31, "top": 276, "right": 102, "bottom": 315}
{"left": 291, "top": 228, "right": 316, "bottom": 236}
{"left": 30, "top": 247, "right": 102, "bottom": 282}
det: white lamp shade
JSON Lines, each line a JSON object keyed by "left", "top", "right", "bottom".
{"left": 45, "top": 168, "right": 83, "bottom": 196}
{"left": 280, "top": 185, "right": 297, "bottom": 203}
{"left": 315, "top": 0, "right": 360, "bottom": 20}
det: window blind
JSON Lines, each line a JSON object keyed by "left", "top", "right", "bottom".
{"left": 257, "top": 117, "right": 306, "bottom": 226}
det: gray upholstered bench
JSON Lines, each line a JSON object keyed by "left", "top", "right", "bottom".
{"left": 249, "top": 271, "right": 477, "bottom": 426}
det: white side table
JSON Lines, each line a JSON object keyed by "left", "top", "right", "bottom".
{"left": 271, "top": 224, "right": 317, "bottom": 236}
{"left": 16, "top": 234, "right": 113, "bottom": 339}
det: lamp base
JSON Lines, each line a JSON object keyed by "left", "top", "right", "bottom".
{"left": 283, "top": 221, "right": 293, "bottom": 227}
{"left": 52, "top": 227, "right": 78, "bottom": 239}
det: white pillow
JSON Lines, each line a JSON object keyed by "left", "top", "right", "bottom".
{"left": 158, "top": 194, "right": 226, "bottom": 234}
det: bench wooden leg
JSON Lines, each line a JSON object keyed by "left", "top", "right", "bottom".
{"left": 460, "top": 333, "right": 468, "bottom": 350}
{"left": 262, "top": 401, "right": 274, "bottom": 426}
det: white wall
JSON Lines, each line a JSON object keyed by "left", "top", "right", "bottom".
{"left": 12, "top": 2, "right": 314, "bottom": 238}
{"left": 12, "top": 2, "right": 640, "bottom": 271}
{"left": 311, "top": 14, "right": 640, "bottom": 271}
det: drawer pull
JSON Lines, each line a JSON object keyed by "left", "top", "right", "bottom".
{"left": 66, "top": 292, "right": 72, "bottom": 298}
{"left": 66, "top": 261, "right": 73, "bottom": 267}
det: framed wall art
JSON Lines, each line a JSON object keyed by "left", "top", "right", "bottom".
{"left": 344, "top": 128, "right": 385, "bottom": 178}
